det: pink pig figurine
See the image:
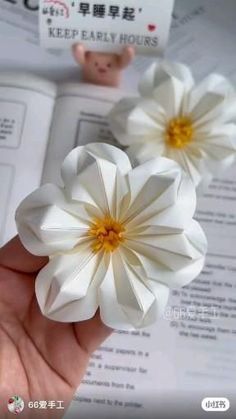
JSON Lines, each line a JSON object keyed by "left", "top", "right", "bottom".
{"left": 72, "top": 43, "right": 135, "bottom": 87}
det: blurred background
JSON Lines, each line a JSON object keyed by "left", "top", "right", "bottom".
{"left": 0, "top": 0, "right": 236, "bottom": 88}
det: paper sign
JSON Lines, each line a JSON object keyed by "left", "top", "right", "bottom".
{"left": 39, "top": 0, "right": 174, "bottom": 55}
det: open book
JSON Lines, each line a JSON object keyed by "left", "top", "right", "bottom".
{"left": 0, "top": 73, "right": 125, "bottom": 246}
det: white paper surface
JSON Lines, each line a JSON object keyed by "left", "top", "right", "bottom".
{"left": 0, "top": 73, "right": 56, "bottom": 245}
{"left": 39, "top": 0, "right": 174, "bottom": 55}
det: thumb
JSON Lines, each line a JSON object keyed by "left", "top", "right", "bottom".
{"left": 0, "top": 236, "right": 48, "bottom": 273}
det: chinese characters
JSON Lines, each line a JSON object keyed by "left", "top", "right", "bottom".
{"left": 42, "top": 6, "right": 65, "bottom": 17}
{"left": 77, "top": 3, "right": 139, "bottom": 21}
{"left": 28, "top": 400, "right": 64, "bottom": 410}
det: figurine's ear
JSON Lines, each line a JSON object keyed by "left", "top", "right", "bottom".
{"left": 72, "top": 43, "right": 87, "bottom": 66}
{"left": 118, "top": 46, "right": 135, "bottom": 69}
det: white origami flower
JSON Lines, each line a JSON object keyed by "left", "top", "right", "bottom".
{"left": 16, "top": 143, "right": 207, "bottom": 330}
{"left": 109, "top": 61, "right": 236, "bottom": 188}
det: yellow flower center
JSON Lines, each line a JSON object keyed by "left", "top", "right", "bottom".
{"left": 89, "top": 216, "right": 126, "bottom": 253}
{"left": 165, "top": 116, "right": 194, "bottom": 149}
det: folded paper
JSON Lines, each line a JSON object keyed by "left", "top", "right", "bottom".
{"left": 109, "top": 61, "right": 236, "bottom": 189}
{"left": 16, "top": 143, "right": 207, "bottom": 330}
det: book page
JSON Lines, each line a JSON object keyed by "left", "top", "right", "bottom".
{"left": 42, "top": 82, "right": 128, "bottom": 185}
{"left": 65, "top": 1, "right": 236, "bottom": 418}
{"left": 0, "top": 73, "right": 56, "bottom": 245}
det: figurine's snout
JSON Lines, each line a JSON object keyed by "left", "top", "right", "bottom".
{"left": 98, "top": 67, "right": 108, "bottom": 74}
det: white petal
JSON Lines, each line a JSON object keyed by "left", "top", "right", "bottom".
{"left": 127, "top": 102, "right": 165, "bottom": 136}
{"left": 124, "top": 159, "right": 196, "bottom": 231}
{"left": 61, "top": 142, "right": 132, "bottom": 188}
{"left": 70, "top": 158, "right": 119, "bottom": 216}
{"left": 124, "top": 219, "right": 207, "bottom": 287}
{"left": 139, "top": 61, "right": 194, "bottom": 97}
{"left": 143, "top": 175, "right": 196, "bottom": 231}
{"left": 134, "top": 99, "right": 166, "bottom": 125}
{"left": 127, "top": 248, "right": 206, "bottom": 289}
{"left": 98, "top": 251, "right": 169, "bottom": 330}
{"left": 98, "top": 256, "right": 135, "bottom": 330}
{"left": 188, "top": 123, "right": 236, "bottom": 185}
{"left": 35, "top": 247, "right": 107, "bottom": 322}
{"left": 153, "top": 79, "right": 185, "bottom": 119}
{"left": 16, "top": 184, "right": 89, "bottom": 256}
{"left": 227, "top": 94, "right": 236, "bottom": 121}
{"left": 141, "top": 279, "right": 170, "bottom": 327}
{"left": 167, "top": 123, "right": 236, "bottom": 187}
{"left": 186, "top": 74, "right": 235, "bottom": 125}
{"left": 195, "top": 123, "right": 236, "bottom": 142}
{"left": 126, "top": 236, "right": 198, "bottom": 272}
{"left": 109, "top": 98, "right": 165, "bottom": 147}
{"left": 166, "top": 148, "right": 203, "bottom": 188}
{"left": 124, "top": 157, "right": 181, "bottom": 215}
{"left": 120, "top": 247, "right": 170, "bottom": 326}
{"left": 62, "top": 144, "right": 131, "bottom": 217}
{"left": 127, "top": 142, "right": 166, "bottom": 165}
{"left": 193, "top": 124, "right": 236, "bottom": 160}
{"left": 108, "top": 97, "right": 141, "bottom": 146}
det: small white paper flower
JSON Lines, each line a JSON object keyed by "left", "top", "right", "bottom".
{"left": 16, "top": 143, "right": 207, "bottom": 330}
{"left": 109, "top": 61, "right": 236, "bottom": 188}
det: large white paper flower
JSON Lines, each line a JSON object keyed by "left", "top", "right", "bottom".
{"left": 109, "top": 61, "right": 236, "bottom": 188}
{"left": 16, "top": 143, "right": 207, "bottom": 330}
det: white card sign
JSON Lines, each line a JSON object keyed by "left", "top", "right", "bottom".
{"left": 40, "top": 0, "right": 174, "bottom": 55}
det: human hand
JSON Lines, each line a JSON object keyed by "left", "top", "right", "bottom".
{"left": 0, "top": 237, "right": 112, "bottom": 418}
